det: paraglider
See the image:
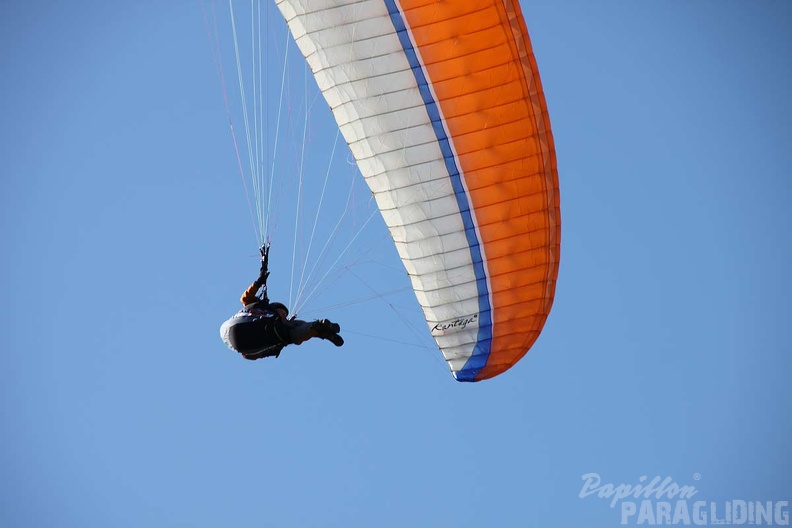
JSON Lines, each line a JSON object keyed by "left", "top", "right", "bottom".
{"left": 220, "top": 244, "right": 345, "bottom": 360}
{"left": 214, "top": 0, "right": 559, "bottom": 381}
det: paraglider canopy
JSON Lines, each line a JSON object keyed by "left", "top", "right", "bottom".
{"left": 275, "top": 0, "right": 560, "bottom": 381}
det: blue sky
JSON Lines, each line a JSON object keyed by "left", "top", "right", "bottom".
{"left": 2, "top": 1, "right": 791, "bottom": 527}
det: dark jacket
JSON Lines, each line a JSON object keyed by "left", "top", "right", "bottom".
{"left": 220, "top": 280, "right": 288, "bottom": 358}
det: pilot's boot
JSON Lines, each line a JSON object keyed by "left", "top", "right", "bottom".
{"left": 312, "top": 319, "right": 344, "bottom": 347}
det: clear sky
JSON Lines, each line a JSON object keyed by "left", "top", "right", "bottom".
{"left": 2, "top": 1, "right": 791, "bottom": 527}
